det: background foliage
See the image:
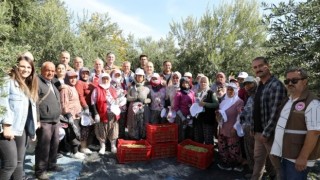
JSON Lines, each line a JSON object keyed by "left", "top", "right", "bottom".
{"left": 0, "top": 0, "right": 319, "bottom": 92}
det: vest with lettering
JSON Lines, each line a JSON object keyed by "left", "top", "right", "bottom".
{"left": 282, "top": 89, "right": 320, "bottom": 160}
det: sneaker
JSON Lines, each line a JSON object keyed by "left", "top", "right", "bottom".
{"left": 48, "top": 165, "right": 63, "bottom": 172}
{"left": 111, "top": 146, "right": 117, "bottom": 153}
{"left": 99, "top": 146, "right": 106, "bottom": 155}
{"left": 72, "top": 152, "right": 86, "bottom": 160}
{"left": 35, "top": 172, "right": 49, "bottom": 180}
{"left": 217, "top": 163, "right": 232, "bottom": 171}
{"left": 80, "top": 148, "right": 93, "bottom": 154}
{"left": 233, "top": 166, "right": 244, "bottom": 172}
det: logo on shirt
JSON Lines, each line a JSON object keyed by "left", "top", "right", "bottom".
{"left": 295, "top": 102, "right": 305, "bottom": 111}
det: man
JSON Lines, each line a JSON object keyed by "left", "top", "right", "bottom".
{"left": 160, "top": 60, "right": 173, "bottom": 85}
{"left": 104, "top": 52, "right": 119, "bottom": 74}
{"left": 35, "top": 62, "right": 62, "bottom": 180}
{"left": 271, "top": 67, "right": 320, "bottom": 180}
{"left": 90, "top": 58, "right": 105, "bottom": 85}
{"left": 121, "top": 61, "right": 134, "bottom": 91}
{"left": 73, "top": 56, "right": 84, "bottom": 74}
{"left": 138, "top": 54, "right": 148, "bottom": 70}
{"left": 59, "top": 51, "right": 74, "bottom": 71}
{"left": 251, "top": 57, "right": 287, "bottom": 180}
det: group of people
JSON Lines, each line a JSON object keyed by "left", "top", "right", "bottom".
{"left": 0, "top": 51, "right": 319, "bottom": 180}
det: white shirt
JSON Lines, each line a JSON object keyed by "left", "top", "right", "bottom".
{"left": 271, "top": 98, "right": 320, "bottom": 167}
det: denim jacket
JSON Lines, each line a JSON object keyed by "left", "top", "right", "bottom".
{"left": 0, "top": 78, "right": 37, "bottom": 136}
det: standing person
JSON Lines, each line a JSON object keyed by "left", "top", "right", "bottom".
{"left": 210, "top": 72, "right": 227, "bottom": 102}
{"left": 121, "top": 61, "right": 135, "bottom": 91}
{"left": 174, "top": 77, "right": 195, "bottom": 142}
{"left": 0, "top": 56, "right": 38, "bottom": 180}
{"left": 239, "top": 76, "right": 258, "bottom": 173}
{"left": 191, "top": 73, "right": 205, "bottom": 93}
{"left": 110, "top": 69, "right": 127, "bottom": 139}
{"left": 237, "top": 72, "right": 249, "bottom": 102}
{"left": 149, "top": 73, "right": 166, "bottom": 124}
{"left": 55, "top": 63, "right": 66, "bottom": 85}
{"left": 165, "top": 71, "right": 181, "bottom": 122}
{"left": 160, "top": 60, "right": 173, "bottom": 85}
{"left": 216, "top": 83, "right": 244, "bottom": 171}
{"left": 35, "top": 62, "right": 63, "bottom": 180}
{"left": 73, "top": 57, "right": 84, "bottom": 75}
{"left": 126, "top": 68, "right": 151, "bottom": 140}
{"left": 271, "top": 67, "right": 320, "bottom": 180}
{"left": 144, "top": 61, "right": 155, "bottom": 85}
{"left": 91, "top": 73, "right": 122, "bottom": 154}
{"left": 104, "top": 52, "right": 119, "bottom": 74}
{"left": 251, "top": 57, "right": 287, "bottom": 180}
{"left": 75, "top": 67, "right": 96, "bottom": 154}
{"left": 138, "top": 54, "right": 148, "bottom": 70}
{"left": 60, "top": 71, "right": 85, "bottom": 159}
{"left": 59, "top": 51, "right": 74, "bottom": 71}
{"left": 193, "top": 76, "right": 219, "bottom": 145}
{"left": 90, "top": 58, "right": 104, "bottom": 86}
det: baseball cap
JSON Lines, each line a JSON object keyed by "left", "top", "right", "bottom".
{"left": 238, "top": 72, "right": 248, "bottom": 79}
{"left": 80, "top": 67, "right": 90, "bottom": 72}
{"left": 135, "top": 68, "right": 145, "bottom": 76}
{"left": 66, "top": 71, "right": 78, "bottom": 77}
{"left": 243, "top": 76, "right": 257, "bottom": 84}
{"left": 184, "top": 72, "right": 192, "bottom": 78}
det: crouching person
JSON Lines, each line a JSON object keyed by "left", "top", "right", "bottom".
{"left": 91, "top": 73, "right": 121, "bottom": 154}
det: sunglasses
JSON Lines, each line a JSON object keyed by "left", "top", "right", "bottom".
{"left": 284, "top": 78, "right": 306, "bottom": 85}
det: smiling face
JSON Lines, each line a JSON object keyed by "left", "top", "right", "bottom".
{"left": 69, "top": 76, "right": 78, "bottom": 86}
{"left": 226, "top": 87, "right": 235, "bottom": 98}
{"left": 200, "top": 77, "right": 208, "bottom": 90}
{"left": 145, "top": 62, "right": 154, "bottom": 74}
{"left": 106, "top": 53, "right": 115, "bottom": 64}
{"left": 135, "top": 74, "right": 144, "bottom": 83}
{"left": 56, "top": 64, "right": 66, "bottom": 78}
{"left": 172, "top": 74, "right": 179, "bottom": 85}
{"left": 80, "top": 71, "right": 90, "bottom": 81}
{"left": 41, "top": 62, "right": 55, "bottom": 81}
{"left": 60, "top": 52, "right": 70, "bottom": 65}
{"left": 18, "top": 59, "right": 32, "bottom": 80}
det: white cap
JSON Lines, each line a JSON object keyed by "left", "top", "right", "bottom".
{"left": 151, "top": 73, "right": 160, "bottom": 78}
{"left": 238, "top": 72, "right": 248, "bottom": 79}
{"left": 184, "top": 72, "right": 192, "bottom": 78}
{"left": 135, "top": 68, "right": 145, "bottom": 76}
{"left": 100, "top": 73, "right": 110, "bottom": 78}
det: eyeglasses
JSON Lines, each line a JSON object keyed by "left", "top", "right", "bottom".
{"left": 284, "top": 78, "right": 306, "bottom": 85}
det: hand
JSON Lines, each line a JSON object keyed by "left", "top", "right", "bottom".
{"left": 295, "top": 155, "right": 308, "bottom": 172}
{"left": 83, "top": 108, "right": 90, "bottom": 115}
{"left": 237, "top": 106, "right": 244, "bottom": 113}
{"left": 94, "top": 114, "right": 100, "bottom": 123}
{"left": 230, "top": 128, "right": 237, "bottom": 137}
{"left": 199, "top": 101, "right": 205, "bottom": 107}
{"left": 3, "top": 125, "right": 14, "bottom": 140}
{"left": 258, "top": 134, "right": 268, "bottom": 143}
{"left": 144, "top": 98, "right": 151, "bottom": 104}
{"left": 37, "top": 122, "right": 41, "bottom": 129}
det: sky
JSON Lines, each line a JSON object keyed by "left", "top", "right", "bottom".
{"left": 62, "top": 0, "right": 304, "bottom": 40}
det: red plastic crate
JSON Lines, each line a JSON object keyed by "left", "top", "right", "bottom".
{"left": 117, "top": 139, "right": 152, "bottom": 163}
{"left": 151, "top": 142, "right": 178, "bottom": 159}
{"left": 177, "top": 139, "right": 214, "bottom": 169}
{"left": 146, "top": 123, "right": 178, "bottom": 144}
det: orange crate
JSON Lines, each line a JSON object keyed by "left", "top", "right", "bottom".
{"left": 146, "top": 123, "right": 178, "bottom": 144}
{"left": 151, "top": 142, "right": 178, "bottom": 159}
{"left": 177, "top": 139, "right": 214, "bottom": 169}
{"left": 117, "top": 139, "right": 151, "bottom": 163}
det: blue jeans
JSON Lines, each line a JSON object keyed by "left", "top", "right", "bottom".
{"left": 281, "top": 158, "right": 310, "bottom": 180}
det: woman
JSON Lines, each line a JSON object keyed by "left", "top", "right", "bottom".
{"left": 174, "top": 77, "right": 195, "bottom": 142}
{"left": 217, "top": 82, "right": 244, "bottom": 171}
{"left": 60, "top": 71, "right": 86, "bottom": 160}
{"left": 149, "top": 73, "right": 166, "bottom": 124}
{"left": 91, "top": 73, "right": 121, "bottom": 154}
{"left": 0, "top": 55, "right": 38, "bottom": 180}
{"left": 55, "top": 63, "right": 67, "bottom": 84}
{"left": 165, "top": 71, "right": 181, "bottom": 122}
{"left": 193, "top": 76, "right": 219, "bottom": 145}
{"left": 75, "top": 67, "right": 96, "bottom": 154}
{"left": 210, "top": 72, "right": 227, "bottom": 102}
{"left": 126, "top": 68, "right": 151, "bottom": 140}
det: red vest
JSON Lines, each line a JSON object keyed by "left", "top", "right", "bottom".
{"left": 96, "top": 86, "right": 117, "bottom": 123}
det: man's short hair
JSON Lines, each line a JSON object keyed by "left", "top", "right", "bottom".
{"left": 139, "top": 54, "right": 148, "bottom": 60}
{"left": 252, "top": 56, "right": 268, "bottom": 64}
{"left": 163, "top": 60, "right": 171, "bottom": 65}
{"left": 285, "top": 67, "right": 308, "bottom": 79}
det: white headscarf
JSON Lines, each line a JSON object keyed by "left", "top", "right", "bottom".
{"left": 219, "top": 82, "right": 239, "bottom": 122}
{"left": 112, "top": 69, "right": 122, "bottom": 83}
{"left": 99, "top": 73, "right": 111, "bottom": 89}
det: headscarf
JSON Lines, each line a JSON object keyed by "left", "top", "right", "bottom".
{"left": 64, "top": 71, "right": 78, "bottom": 86}
{"left": 99, "top": 73, "right": 111, "bottom": 89}
{"left": 172, "top": 71, "right": 181, "bottom": 88}
{"left": 219, "top": 82, "right": 239, "bottom": 122}
{"left": 79, "top": 67, "right": 90, "bottom": 82}
{"left": 198, "top": 76, "right": 210, "bottom": 100}
{"left": 111, "top": 69, "right": 122, "bottom": 84}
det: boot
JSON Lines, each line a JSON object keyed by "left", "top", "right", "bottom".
{"left": 99, "top": 142, "right": 106, "bottom": 155}
{"left": 111, "top": 140, "right": 117, "bottom": 153}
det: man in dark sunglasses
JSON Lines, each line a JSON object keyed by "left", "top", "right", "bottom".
{"left": 251, "top": 57, "right": 287, "bottom": 180}
{"left": 271, "top": 67, "right": 320, "bottom": 180}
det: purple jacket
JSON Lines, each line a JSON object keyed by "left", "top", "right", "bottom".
{"left": 174, "top": 90, "right": 195, "bottom": 116}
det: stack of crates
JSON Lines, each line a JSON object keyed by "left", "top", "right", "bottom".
{"left": 146, "top": 123, "right": 178, "bottom": 159}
